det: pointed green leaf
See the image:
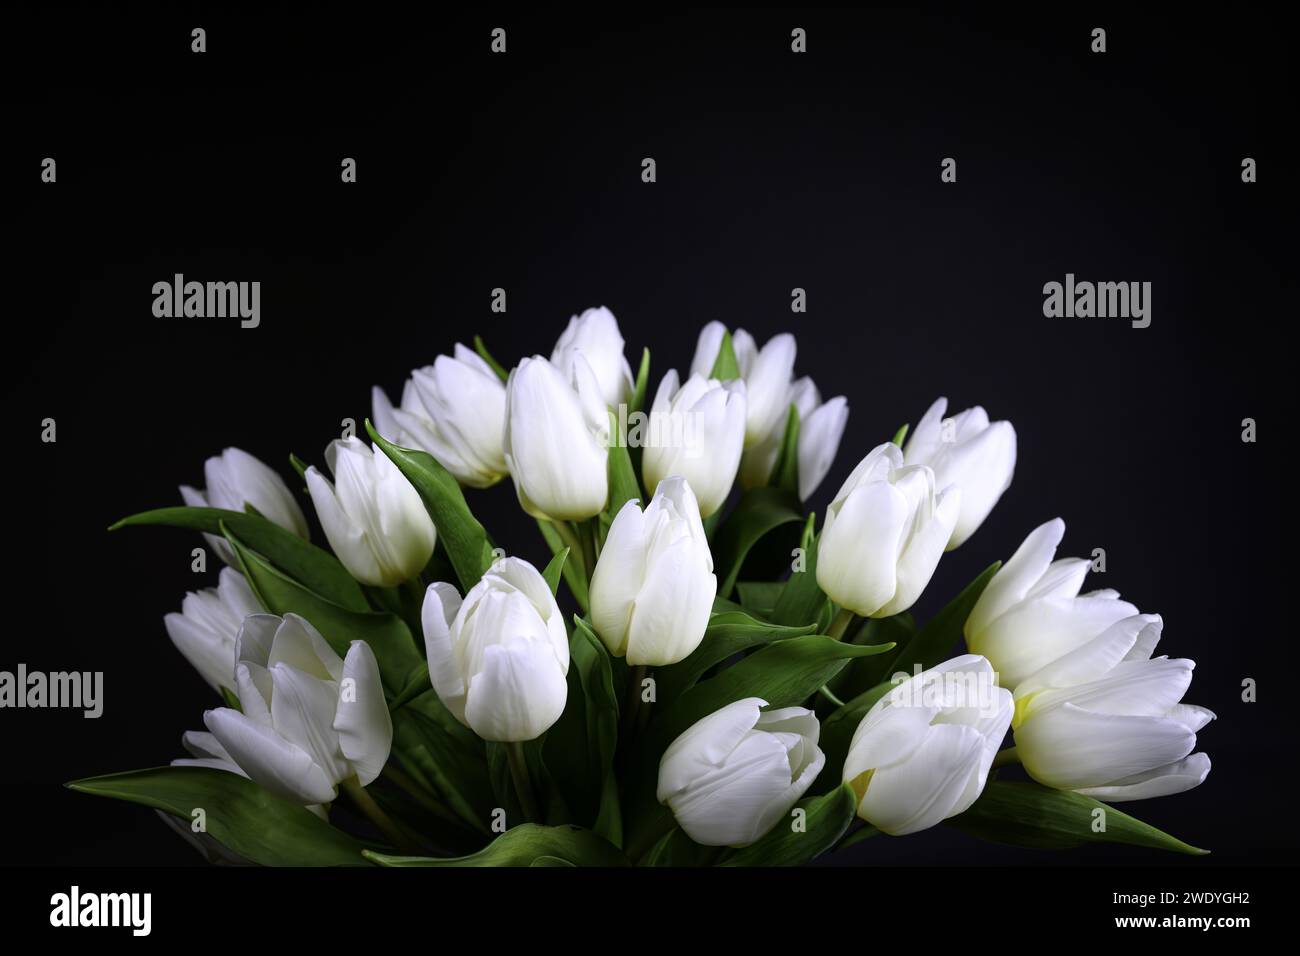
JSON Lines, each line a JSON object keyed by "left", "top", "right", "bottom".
{"left": 68, "top": 767, "right": 374, "bottom": 866}
{"left": 223, "top": 523, "right": 423, "bottom": 697}
{"left": 709, "top": 329, "right": 741, "bottom": 381}
{"left": 719, "top": 782, "right": 858, "bottom": 866}
{"left": 109, "top": 506, "right": 368, "bottom": 612}
{"left": 473, "top": 334, "right": 509, "bottom": 382}
{"left": 367, "top": 420, "right": 496, "bottom": 592}
{"left": 630, "top": 347, "right": 651, "bottom": 414}
{"left": 365, "top": 823, "right": 629, "bottom": 867}
{"left": 711, "top": 486, "right": 803, "bottom": 598}
{"left": 655, "top": 609, "right": 818, "bottom": 702}
{"left": 541, "top": 548, "right": 570, "bottom": 596}
{"left": 769, "top": 404, "right": 801, "bottom": 495}
{"left": 890, "top": 423, "right": 909, "bottom": 447}
{"left": 537, "top": 520, "right": 589, "bottom": 611}
{"left": 948, "top": 781, "right": 1208, "bottom": 855}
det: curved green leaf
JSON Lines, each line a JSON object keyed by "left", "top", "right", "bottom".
{"left": 109, "top": 506, "right": 368, "bottom": 611}
{"left": 720, "top": 782, "right": 858, "bottom": 866}
{"left": 712, "top": 486, "right": 803, "bottom": 598}
{"left": 541, "top": 548, "right": 570, "bottom": 596}
{"left": 365, "top": 823, "right": 629, "bottom": 866}
{"left": 948, "top": 781, "right": 1208, "bottom": 855}
{"left": 224, "top": 524, "right": 423, "bottom": 696}
{"left": 473, "top": 334, "right": 510, "bottom": 382}
{"left": 367, "top": 421, "right": 497, "bottom": 592}
{"left": 68, "top": 767, "right": 373, "bottom": 866}
{"left": 655, "top": 609, "right": 817, "bottom": 702}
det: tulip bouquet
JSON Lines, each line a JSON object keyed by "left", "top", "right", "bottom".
{"left": 71, "top": 308, "right": 1214, "bottom": 865}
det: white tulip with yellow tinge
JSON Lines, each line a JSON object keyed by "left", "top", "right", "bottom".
{"left": 842, "top": 655, "right": 1012, "bottom": 835}
{"left": 1012, "top": 614, "right": 1214, "bottom": 801}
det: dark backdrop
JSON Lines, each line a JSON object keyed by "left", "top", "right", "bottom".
{"left": 7, "top": 5, "right": 1291, "bottom": 866}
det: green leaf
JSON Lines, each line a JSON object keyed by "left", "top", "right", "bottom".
{"left": 219, "top": 686, "right": 242, "bottom": 711}
{"left": 709, "top": 329, "right": 741, "bottom": 381}
{"left": 719, "top": 782, "right": 858, "bottom": 866}
{"left": 541, "top": 548, "right": 570, "bottom": 596}
{"left": 473, "top": 334, "right": 510, "bottom": 382}
{"left": 367, "top": 421, "right": 497, "bottom": 592}
{"left": 650, "top": 637, "right": 894, "bottom": 759}
{"left": 831, "top": 613, "right": 917, "bottom": 701}
{"left": 948, "top": 781, "right": 1208, "bottom": 855}
{"left": 543, "top": 619, "right": 622, "bottom": 842}
{"left": 858, "top": 562, "right": 1000, "bottom": 689}
{"left": 537, "top": 520, "right": 589, "bottom": 611}
{"left": 890, "top": 423, "right": 909, "bottom": 447}
{"left": 391, "top": 703, "right": 493, "bottom": 835}
{"left": 109, "top": 506, "right": 369, "bottom": 612}
{"left": 768, "top": 404, "right": 801, "bottom": 496}
{"left": 641, "top": 826, "right": 724, "bottom": 867}
{"left": 68, "top": 767, "right": 373, "bottom": 866}
{"left": 770, "top": 516, "right": 829, "bottom": 629}
{"left": 224, "top": 524, "right": 424, "bottom": 696}
{"left": 734, "top": 580, "right": 784, "bottom": 617}
{"left": 711, "top": 486, "right": 803, "bottom": 598}
{"left": 655, "top": 609, "right": 818, "bottom": 703}
{"left": 630, "top": 347, "right": 651, "bottom": 414}
{"left": 605, "top": 409, "right": 642, "bottom": 519}
{"left": 365, "top": 823, "right": 629, "bottom": 867}
{"left": 289, "top": 453, "right": 310, "bottom": 484}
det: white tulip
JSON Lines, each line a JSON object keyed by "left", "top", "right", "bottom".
{"left": 589, "top": 477, "right": 717, "bottom": 666}
{"left": 1013, "top": 615, "right": 1214, "bottom": 800}
{"left": 305, "top": 438, "right": 437, "bottom": 588}
{"left": 739, "top": 375, "right": 848, "bottom": 500}
{"left": 903, "top": 397, "right": 1017, "bottom": 550}
{"left": 816, "top": 443, "right": 960, "bottom": 618}
{"left": 657, "top": 697, "right": 824, "bottom": 847}
{"left": 164, "top": 567, "right": 261, "bottom": 693}
{"left": 503, "top": 355, "right": 610, "bottom": 521}
{"left": 641, "top": 370, "right": 746, "bottom": 518}
{"left": 689, "top": 322, "right": 797, "bottom": 447}
{"left": 372, "top": 344, "right": 508, "bottom": 488}
{"left": 180, "top": 447, "right": 309, "bottom": 564}
{"left": 204, "top": 613, "right": 393, "bottom": 805}
{"left": 422, "top": 557, "right": 569, "bottom": 742}
{"left": 965, "top": 519, "right": 1138, "bottom": 689}
{"left": 842, "top": 655, "right": 1012, "bottom": 835}
{"left": 551, "top": 305, "right": 634, "bottom": 409}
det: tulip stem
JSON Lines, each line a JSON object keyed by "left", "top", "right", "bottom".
{"left": 506, "top": 742, "right": 541, "bottom": 824}
{"left": 580, "top": 519, "right": 601, "bottom": 581}
{"left": 553, "top": 520, "right": 586, "bottom": 573}
{"left": 991, "top": 746, "right": 1020, "bottom": 769}
{"left": 341, "top": 776, "right": 420, "bottom": 853}
{"left": 622, "top": 664, "right": 649, "bottom": 743}
{"left": 827, "top": 608, "right": 857, "bottom": 641}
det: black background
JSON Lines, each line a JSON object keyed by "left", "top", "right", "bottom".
{"left": 6, "top": 4, "right": 1292, "bottom": 869}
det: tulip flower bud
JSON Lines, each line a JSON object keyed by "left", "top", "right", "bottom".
{"left": 504, "top": 355, "right": 610, "bottom": 521}
{"left": 372, "top": 344, "right": 508, "bottom": 488}
{"left": 589, "top": 476, "right": 717, "bottom": 666}
{"left": 816, "top": 443, "right": 960, "bottom": 618}
{"left": 164, "top": 567, "right": 261, "bottom": 693}
{"left": 180, "top": 447, "right": 310, "bottom": 564}
{"left": 843, "top": 655, "right": 1012, "bottom": 835}
{"left": 903, "top": 397, "right": 1017, "bottom": 550}
{"left": 657, "top": 697, "right": 824, "bottom": 847}
{"left": 1013, "top": 614, "right": 1214, "bottom": 800}
{"left": 305, "top": 437, "right": 438, "bottom": 588}
{"left": 204, "top": 613, "right": 393, "bottom": 805}
{"left": 964, "top": 518, "right": 1138, "bottom": 689}
{"left": 739, "top": 375, "right": 848, "bottom": 500}
{"left": 422, "top": 557, "right": 569, "bottom": 742}
{"left": 551, "top": 305, "right": 635, "bottom": 409}
{"left": 641, "top": 371, "right": 746, "bottom": 518}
